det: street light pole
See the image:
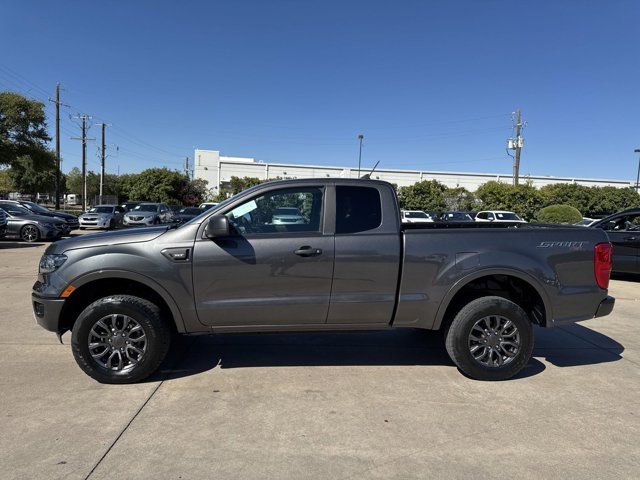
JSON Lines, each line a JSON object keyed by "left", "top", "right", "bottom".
{"left": 635, "top": 148, "right": 640, "bottom": 193}
{"left": 357, "top": 134, "right": 364, "bottom": 177}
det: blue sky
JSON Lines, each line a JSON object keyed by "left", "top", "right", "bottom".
{"left": 1, "top": 1, "right": 639, "bottom": 180}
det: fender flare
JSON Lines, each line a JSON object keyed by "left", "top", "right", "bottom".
{"left": 67, "top": 269, "right": 186, "bottom": 332}
{"left": 431, "top": 267, "right": 553, "bottom": 330}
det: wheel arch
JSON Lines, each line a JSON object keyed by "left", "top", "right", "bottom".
{"left": 59, "top": 270, "right": 186, "bottom": 334}
{"left": 433, "top": 268, "right": 552, "bottom": 331}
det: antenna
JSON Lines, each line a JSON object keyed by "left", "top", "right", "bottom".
{"left": 360, "top": 160, "right": 380, "bottom": 179}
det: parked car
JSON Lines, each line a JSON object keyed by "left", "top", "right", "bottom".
{"left": 0, "top": 203, "right": 65, "bottom": 242}
{"left": 15, "top": 200, "right": 80, "bottom": 233}
{"left": 590, "top": 208, "right": 640, "bottom": 273}
{"left": 475, "top": 211, "right": 526, "bottom": 223}
{"left": 199, "top": 202, "right": 219, "bottom": 210}
{"left": 123, "top": 203, "right": 173, "bottom": 227}
{"left": 0, "top": 209, "right": 7, "bottom": 238}
{"left": 401, "top": 210, "right": 434, "bottom": 223}
{"left": 121, "top": 201, "right": 142, "bottom": 212}
{"left": 271, "top": 206, "right": 305, "bottom": 224}
{"left": 79, "top": 205, "right": 125, "bottom": 230}
{"left": 169, "top": 205, "right": 183, "bottom": 214}
{"left": 438, "top": 211, "right": 475, "bottom": 222}
{"left": 577, "top": 217, "right": 597, "bottom": 227}
{"left": 33, "top": 178, "right": 614, "bottom": 384}
{"left": 174, "top": 206, "right": 204, "bottom": 224}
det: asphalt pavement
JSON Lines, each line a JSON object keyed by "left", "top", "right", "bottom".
{"left": 1, "top": 234, "right": 639, "bottom": 479}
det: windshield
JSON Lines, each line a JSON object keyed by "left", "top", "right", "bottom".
{"left": 405, "top": 211, "right": 428, "bottom": 218}
{"left": 89, "top": 206, "right": 114, "bottom": 214}
{"left": 494, "top": 212, "right": 522, "bottom": 221}
{"left": 133, "top": 204, "right": 158, "bottom": 212}
{"left": 22, "top": 201, "right": 50, "bottom": 214}
{"left": 0, "top": 204, "right": 31, "bottom": 216}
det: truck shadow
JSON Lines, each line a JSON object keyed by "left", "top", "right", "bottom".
{"left": 153, "top": 323, "right": 623, "bottom": 383}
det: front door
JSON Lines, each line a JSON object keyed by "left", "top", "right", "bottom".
{"left": 598, "top": 213, "right": 640, "bottom": 273}
{"left": 193, "top": 185, "right": 334, "bottom": 326}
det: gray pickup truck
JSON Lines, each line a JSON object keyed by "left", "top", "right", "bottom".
{"left": 33, "top": 179, "right": 615, "bottom": 383}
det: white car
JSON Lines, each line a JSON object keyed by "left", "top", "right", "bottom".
{"left": 401, "top": 210, "right": 434, "bottom": 223}
{"left": 475, "top": 210, "right": 526, "bottom": 223}
{"left": 577, "top": 217, "right": 597, "bottom": 227}
{"left": 272, "top": 207, "right": 305, "bottom": 225}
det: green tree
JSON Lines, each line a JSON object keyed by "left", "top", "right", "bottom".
{"left": 475, "top": 181, "right": 544, "bottom": 221}
{"left": 540, "top": 183, "right": 592, "bottom": 213}
{"left": 179, "top": 178, "right": 209, "bottom": 206}
{"left": 8, "top": 153, "right": 59, "bottom": 194}
{"left": 397, "top": 180, "right": 447, "bottom": 211}
{"left": 443, "top": 186, "right": 478, "bottom": 211}
{"left": 126, "top": 168, "right": 190, "bottom": 204}
{"left": 0, "top": 91, "right": 51, "bottom": 167}
{"left": 586, "top": 186, "right": 640, "bottom": 217}
{"left": 0, "top": 168, "right": 14, "bottom": 195}
{"left": 535, "top": 204, "right": 582, "bottom": 224}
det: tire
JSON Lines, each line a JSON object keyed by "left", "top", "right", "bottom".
{"left": 445, "top": 296, "right": 533, "bottom": 381}
{"left": 71, "top": 295, "right": 171, "bottom": 384}
{"left": 20, "top": 224, "right": 40, "bottom": 242}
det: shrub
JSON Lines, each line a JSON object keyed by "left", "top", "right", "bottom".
{"left": 535, "top": 204, "right": 582, "bottom": 224}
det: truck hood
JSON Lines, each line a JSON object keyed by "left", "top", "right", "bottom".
{"left": 47, "top": 226, "right": 167, "bottom": 254}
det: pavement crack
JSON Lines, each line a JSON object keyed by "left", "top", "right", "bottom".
{"left": 83, "top": 336, "right": 197, "bottom": 480}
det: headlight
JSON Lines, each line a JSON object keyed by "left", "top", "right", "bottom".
{"left": 39, "top": 254, "right": 68, "bottom": 274}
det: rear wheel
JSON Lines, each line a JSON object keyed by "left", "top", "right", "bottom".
{"left": 20, "top": 224, "right": 40, "bottom": 242}
{"left": 71, "top": 295, "right": 171, "bottom": 384}
{"left": 445, "top": 296, "right": 533, "bottom": 381}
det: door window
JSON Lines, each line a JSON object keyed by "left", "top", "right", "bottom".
{"left": 600, "top": 215, "right": 640, "bottom": 231}
{"left": 226, "top": 187, "right": 323, "bottom": 235}
{"left": 335, "top": 186, "right": 382, "bottom": 234}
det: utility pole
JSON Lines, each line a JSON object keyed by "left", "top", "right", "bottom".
{"left": 49, "top": 83, "right": 68, "bottom": 210}
{"left": 635, "top": 148, "right": 640, "bottom": 193}
{"left": 71, "top": 115, "right": 94, "bottom": 211}
{"left": 357, "top": 134, "right": 364, "bottom": 177}
{"left": 507, "top": 109, "right": 525, "bottom": 186}
{"left": 97, "top": 123, "right": 111, "bottom": 204}
{"left": 185, "top": 156, "right": 190, "bottom": 179}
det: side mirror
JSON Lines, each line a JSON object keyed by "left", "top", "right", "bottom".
{"left": 205, "top": 214, "right": 230, "bottom": 238}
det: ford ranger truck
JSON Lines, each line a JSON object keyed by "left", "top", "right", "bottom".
{"left": 32, "top": 179, "right": 615, "bottom": 383}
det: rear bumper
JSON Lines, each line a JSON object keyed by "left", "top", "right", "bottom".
{"left": 595, "top": 295, "right": 615, "bottom": 318}
{"left": 32, "top": 293, "right": 66, "bottom": 333}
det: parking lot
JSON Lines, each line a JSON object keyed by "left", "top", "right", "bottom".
{"left": 1, "top": 234, "right": 639, "bottom": 480}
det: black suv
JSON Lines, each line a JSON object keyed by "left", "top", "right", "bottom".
{"left": 591, "top": 207, "right": 640, "bottom": 274}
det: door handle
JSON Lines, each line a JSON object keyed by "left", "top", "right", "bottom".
{"left": 294, "top": 246, "right": 322, "bottom": 257}
{"left": 623, "top": 236, "right": 637, "bottom": 241}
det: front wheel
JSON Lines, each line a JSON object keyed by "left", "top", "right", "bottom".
{"left": 445, "top": 296, "right": 533, "bottom": 381}
{"left": 20, "top": 224, "right": 40, "bottom": 242}
{"left": 71, "top": 295, "right": 171, "bottom": 384}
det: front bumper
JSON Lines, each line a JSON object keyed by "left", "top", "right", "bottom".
{"left": 32, "top": 293, "right": 66, "bottom": 333}
{"left": 79, "top": 217, "right": 111, "bottom": 229}
{"left": 124, "top": 217, "right": 155, "bottom": 226}
{"left": 0, "top": 225, "right": 6, "bottom": 237}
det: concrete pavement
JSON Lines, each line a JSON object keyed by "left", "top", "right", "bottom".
{"left": 1, "top": 236, "right": 638, "bottom": 479}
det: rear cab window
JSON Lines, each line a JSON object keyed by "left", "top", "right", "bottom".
{"left": 335, "top": 186, "right": 382, "bottom": 234}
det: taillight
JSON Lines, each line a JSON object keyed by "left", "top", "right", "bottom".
{"left": 594, "top": 242, "right": 612, "bottom": 289}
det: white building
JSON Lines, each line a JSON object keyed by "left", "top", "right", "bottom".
{"left": 193, "top": 149, "right": 634, "bottom": 193}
